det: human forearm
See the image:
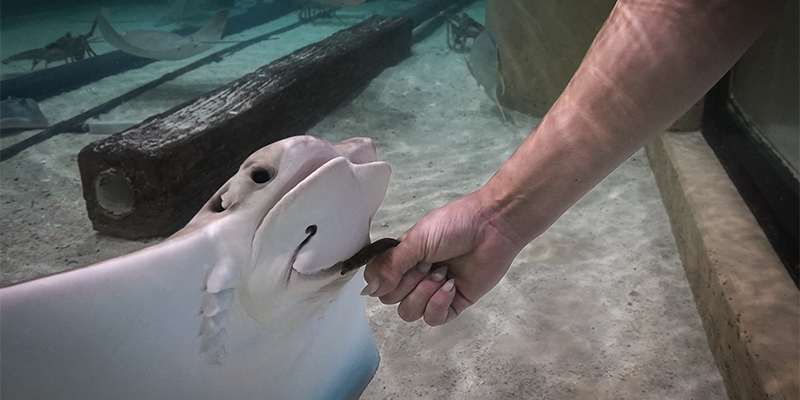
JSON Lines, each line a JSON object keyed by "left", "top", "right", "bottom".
{"left": 481, "top": 0, "right": 785, "bottom": 243}
{"left": 362, "top": 0, "right": 787, "bottom": 326}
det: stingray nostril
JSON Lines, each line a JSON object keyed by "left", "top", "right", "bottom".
{"left": 250, "top": 169, "right": 271, "bottom": 184}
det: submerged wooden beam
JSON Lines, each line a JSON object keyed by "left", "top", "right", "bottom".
{"left": 78, "top": 15, "right": 412, "bottom": 239}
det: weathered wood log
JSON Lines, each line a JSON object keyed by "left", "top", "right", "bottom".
{"left": 78, "top": 15, "right": 412, "bottom": 239}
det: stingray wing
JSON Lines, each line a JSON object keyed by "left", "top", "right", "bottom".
{"left": 0, "top": 232, "right": 220, "bottom": 399}
{"left": 0, "top": 200, "right": 378, "bottom": 400}
{"left": 189, "top": 9, "right": 229, "bottom": 45}
{"left": 0, "top": 97, "right": 48, "bottom": 129}
{"left": 97, "top": 9, "right": 228, "bottom": 61}
{"left": 468, "top": 29, "right": 507, "bottom": 120}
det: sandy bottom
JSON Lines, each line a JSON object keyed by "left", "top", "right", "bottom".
{"left": 1, "top": 1, "right": 726, "bottom": 399}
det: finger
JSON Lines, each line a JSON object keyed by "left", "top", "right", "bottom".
{"left": 361, "top": 248, "right": 400, "bottom": 296}
{"left": 360, "top": 275, "right": 381, "bottom": 297}
{"left": 395, "top": 266, "right": 448, "bottom": 322}
{"left": 378, "top": 262, "right": 431, "bottom": 304}
{"left": 363, "top": 238, "right": 424, "bottom": 298}
{"left": 423, "top": 278, "right": 458, "bottom": 326}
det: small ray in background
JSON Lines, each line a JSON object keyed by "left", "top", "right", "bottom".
{"left": 467, "top": 29, "right": 507, "bottom": 121}
{"left": 1, "top": 97, "right": 49, "bottom": 130}
{"left": 97, "top": 8, "right": 229, "bottom": 61}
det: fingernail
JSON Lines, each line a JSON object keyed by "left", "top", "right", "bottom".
{"left": 360, "top": 277, "right": 380, "bottom": 296}
{"left": 417, "top": 263, "right": 432, "bottom": 274}
{"left": 431, "top": 266, "right": 447, "bottom": 282}
{"left": 442, "top": 278, "right": 455, "bottom": 292}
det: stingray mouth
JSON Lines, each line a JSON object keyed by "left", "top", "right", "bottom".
{"left": 293, "top": 224, "right": 318, "bottom": 265}
{"left": 285, "top": 224, "right": 345, "bottom": 283}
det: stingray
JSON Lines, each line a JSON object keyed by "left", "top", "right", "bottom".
{"left": 97, "top": 8, "right": 229, "bottom": 61}
{"left": 467, "top": 29, "right": 507, "bottom": 121}
{"left": 0, "top": 97, "right": 48, "bottom": 130}
{"left": 0, "top": 136, "right": 391, "bottom": 400}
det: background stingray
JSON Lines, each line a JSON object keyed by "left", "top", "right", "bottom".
{"left": 97, "top": 8, "right": 229, "bottom": 61}
{"left": 467, "top": 28, "right": 506, "bottom": 120}
{"left": 0, "top": 97, "right": 48, "bottom": 130}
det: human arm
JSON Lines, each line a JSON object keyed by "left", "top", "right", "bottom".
{"left": 363, "top": 0, "right": 786, "bottom": 326}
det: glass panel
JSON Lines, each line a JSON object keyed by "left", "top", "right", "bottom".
{"left": 730, "top": 0, "right": 799, "bottom": 176}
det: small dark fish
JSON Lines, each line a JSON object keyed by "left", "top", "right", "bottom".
{"left": 337, "top": 238, "right": 400, "bottom": 275}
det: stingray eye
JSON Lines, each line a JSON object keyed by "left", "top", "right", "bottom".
{"left": 250, "top": 168, "right": 271, "bottom": 184}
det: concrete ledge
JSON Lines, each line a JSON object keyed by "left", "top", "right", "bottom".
{"left": 646, "top": 131, "right": 799, "bottom": 400}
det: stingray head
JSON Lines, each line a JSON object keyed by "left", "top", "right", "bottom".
{"left": 188, "top": 136, "right": 390, "bottom": 319}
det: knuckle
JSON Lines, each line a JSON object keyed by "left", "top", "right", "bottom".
{"left": 397, "top": 306, "right": 420, "bottom": 322}
{"left": 379, "top": 293, "right": 401, "bottom": 305}
{"left": 423, "top": 306, "right": 444, "bottom": 326}
{"left": 376, "top": 268, "right": 401, "bottom": 288}
{"left": 423, "top": 314, "right": 444, "bottom": 326}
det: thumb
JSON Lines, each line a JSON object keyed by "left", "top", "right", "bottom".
{"left": 363, "top": 229, "right": 427, "bottom": 297}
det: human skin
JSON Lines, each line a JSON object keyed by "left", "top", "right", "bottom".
{"left": 363, "top": 0, "right": 787, "bottom": 326}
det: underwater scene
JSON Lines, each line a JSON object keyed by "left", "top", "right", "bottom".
{"left": 0, "top": 0, "right": 753, "bottom": 398}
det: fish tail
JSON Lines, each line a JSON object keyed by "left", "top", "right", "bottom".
{"left": 497, "top": 76, "right": 507, "bottom": 121}
{"left": 497, "top": 101, "right": 507, "bottom": 121}
{"left": 86, "top": 17, "right": 98, "bottom": 37}
{"left": 490, "top": 91, "right": 507, "bottom": 122}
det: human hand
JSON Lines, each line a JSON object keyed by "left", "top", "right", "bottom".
{"left": 362, "top": 191, "right": 525, "bottom": 326}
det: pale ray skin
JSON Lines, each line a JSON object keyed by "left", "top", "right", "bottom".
{"left": 1, "top": 135, "right": 390, "bottom": 400}
{"left": 97, "top": 8, "right": 229, "bottom": 61}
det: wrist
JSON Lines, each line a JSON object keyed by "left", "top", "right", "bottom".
{"left": 472, "top": 180, "right": 542, "bottom": 249}
{"left": 476, "top": 122, "right": 591, "bottom": 245}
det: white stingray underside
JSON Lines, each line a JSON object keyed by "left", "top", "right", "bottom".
{"left": 97, "top": 8, "right": 228, "bottom": 61}
{"left": 0, "top": 136, "right": 389, "bottom": 400}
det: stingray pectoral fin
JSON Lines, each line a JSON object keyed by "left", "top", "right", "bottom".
{"left": 492, "top": 90, "right": 507, "bottom": 121}
{"left": 0, "top": 232, "right": 219, "bottom": 399}
{"left": 352, "top": 159, "right": 392, "bottom": 214}
{"left": 332, "top": 137, "right": 379, "bottom": 165}
{"left": 190, "top": 9, "right": 229, "bottom": 44}
{"left": 484, "top": 80, "right": 507, "bottom": 121}
{"left": 97, "top": 8, "right": 227, "bottom": 61}
{"left": 120, "top": 30, "right": 193, "bottom": 53}
{"left": 96, "top": 8, "right": 157, "bottom": 59}
{"left": 0, "top": 98, "right": 48, "bottom": 129}
{"left": 466, "top": 58, "right": 479, "bottom": 87}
